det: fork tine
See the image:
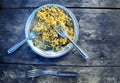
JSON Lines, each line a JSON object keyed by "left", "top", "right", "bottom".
{"left": 28, "top": 69, "right": 39, "bottom": 74}
{"left": 28, "top": 69, "right": 38, "bottom": 72}
{"left": 28, "top": 72, "right": 35, "bottom": 76}
{"left": 27, "top": 73, "right": 35, "bottom": 78}
{"left": 53, "top": 25, "right": 67, "bottom": 38}
{"left": 27, "top": 69, "right": 41, "bottom": 78}
{"left": 27, "top": 72, "right": 35, "bottom": 76}
{"left": 27, "top": 71, "right": 35, "bottom": 78}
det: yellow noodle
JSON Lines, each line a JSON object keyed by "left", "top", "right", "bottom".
{"left": 32, "top": 6, "right": 75, "bottom": 51}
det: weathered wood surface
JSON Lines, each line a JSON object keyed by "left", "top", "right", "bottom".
{"left": 0, "top": 0, "right": 120, "bottom": 83}
{"left": 1, "top": 0, "right": 120, "bottom": 8}
{"left": 0, "top": 9, "right": 120, "bottom": 66}
{"left": 0, "top": 64, "right": 120, "bottom": 83}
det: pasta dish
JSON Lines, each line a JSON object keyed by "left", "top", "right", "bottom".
{"left": 31, "top": 6, "right": 75, "bottom": 51}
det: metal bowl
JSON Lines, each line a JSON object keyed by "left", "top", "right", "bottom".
{"left": 25, "top": 4, "right": 79, "bottom": 58}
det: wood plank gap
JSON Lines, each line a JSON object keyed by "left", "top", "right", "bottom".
{"left": 1, "top": 7, "right": 120, "bottom": 10}
{"left": 0, "top": 62, "right": 120, "bottom": 67}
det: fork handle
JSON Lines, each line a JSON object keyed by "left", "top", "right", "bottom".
{"left": 7, "top": 38, "right": 29, "bottom": 54}
{"left": 67, "top": 37, "right": 88, "bottom": 59}
{"left": 43, "top": 71, "right": 79, "bottom": 77}
{"left": 55, "top": 71, "right": 80, "bottom": 77}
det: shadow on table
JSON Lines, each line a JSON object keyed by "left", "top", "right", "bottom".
{"left": 34, "top": 51, "right": 72, "bottom": 64}
{"left": 31, "top": 76, "right": 79, "bottom": 83}
{"left": 0, "top": 0, "right": 3, "bottom": 9}
{"left": 33, "top": 49, "right": 87, "bottom": 65}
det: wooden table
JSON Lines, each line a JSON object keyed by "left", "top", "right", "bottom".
{"left": 0, "top": 0, "right": 120, "bottom": 83}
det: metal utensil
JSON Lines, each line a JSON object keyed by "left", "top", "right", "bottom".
{"left": 27, "top": 69, "right": 79, "bottom": 78}
{"left": 7, "top": 32, "right": 36, "bottom": 54}
{"left": 53, "top": 25, "right": 88, "bottom": 59}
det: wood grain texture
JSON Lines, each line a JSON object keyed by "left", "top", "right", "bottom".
{"left": 0, "top": 64, "right": 120, "bottom": 83}
{"left": 1, "top": 0, "right": 120, "bottom": 8}
{"left": 0, "top": 0, "right": 120, "bottom": 83}
{"left": 0, "top": 9, "right": 120, "bottom": 66}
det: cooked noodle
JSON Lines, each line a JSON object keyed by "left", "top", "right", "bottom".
{"left": 31, "top": 6, "right": 75, "bottom": 51}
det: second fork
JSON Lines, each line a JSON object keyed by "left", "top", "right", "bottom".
{"left": 27, "top": 69, "right": 80, "bottom": 78}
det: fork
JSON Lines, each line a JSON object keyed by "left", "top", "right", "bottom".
{"left": 53, "top": 25, "right": 88, "bottom": 59}
{"left": 27, "top": 69, "right": 79, "bottom": 78}
{"left": 7, "top": 32, "right": 36, "bottom": 54}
